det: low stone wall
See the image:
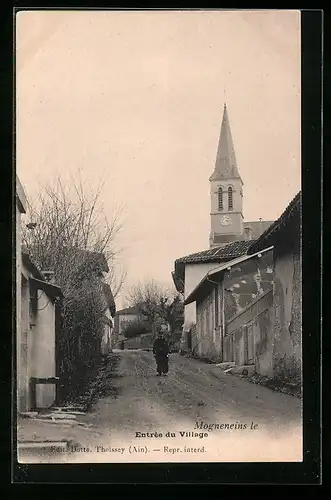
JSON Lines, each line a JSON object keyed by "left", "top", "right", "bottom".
{"left": 119, "top": 333, "right": 154, "bottom": 350}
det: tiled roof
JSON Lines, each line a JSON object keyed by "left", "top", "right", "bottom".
{"left": 184, "top": 245, "right": 274, "bottom": 305}
{"left": 175, "top": 239, "right": 256, "bottom": 265}
{"left": 174, "top": 239, "right": 255, "bottom": 285}
{"left": 116, "top": 305, "right": 140, "bottom": 316}
{"left": 248, "top": 191, "right": 301, "bottom": 253}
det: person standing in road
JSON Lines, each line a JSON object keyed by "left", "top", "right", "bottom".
{"left": 153, "top": 329, "right": 170, "bottom": 376}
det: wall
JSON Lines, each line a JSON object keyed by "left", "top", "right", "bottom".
{"left": 19, "top": 273, "right": 30, "bottom": 411}
{"left": 118, "top": 313, "right": 139, "bottom": 336}
{"left": 223, "top": 248, "right": 274, "bottom": 318}
{"left": 20, "top": 263, "right": 57, "bottom": 410}
{"left": 225, "top": 230, "right": 302, "bottom": 384}
{"left": 101, "top": 323, "right": 111, "bottom": 355}
{"left": 192, "top": 249, "right": 274, "bottom": 363}
{"left": 30, "top": 290, "right": 56, "bottom": 408}
{"left": 101, "top": 308, "right": 114, "bottom": 354}
{"left": 183, "top": 262, "right": 219, "bottom": 330}
{"left": 123, "top": 333, "right": 154, "bottom": 349}
{"left": 193, "top": 283, "right": 223, "bottom": 361}
{"left": 16, "top": 179, "right": 27, "bottom": 412}
{"left": 272, "top": 237, "right": 301, "bottom": 384}
{"left": 226, "top": 290, "right": 273, "bottom": 375}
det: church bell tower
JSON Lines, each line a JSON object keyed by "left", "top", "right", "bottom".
{"left": 209, "top": 104, "right": 244, "bottom": 247}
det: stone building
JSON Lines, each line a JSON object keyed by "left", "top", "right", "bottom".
{"left": 113, "top": 305, "right": 141, "bottom": 346}
{"left": 16, "top": 176, "right": 63, "bottom": 412}
{"left": 20, "top": 253, "right": 63, "bottom": 411}
{"left": 182, "top": 191, "right": 301, "bottom": 386}
{"left": 183, "top": 246, "right": 274, "bottom": 362}
{"left": 247, "top": 191, "right": 302, "bottom": 383}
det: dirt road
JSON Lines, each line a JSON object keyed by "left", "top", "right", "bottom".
{"left": 20, "top": 350, "right": 303, "bottom": 463}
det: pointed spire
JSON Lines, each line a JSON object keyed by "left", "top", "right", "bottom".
{"left": 209, "top": 104, "right": 242, "bottom": 182}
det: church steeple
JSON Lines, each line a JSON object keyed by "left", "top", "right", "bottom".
{"left": 209, "top": 103, "right": 244, "bottom": 248}
{"left": 209, "top": 103, "right": 242, "bottom": 182}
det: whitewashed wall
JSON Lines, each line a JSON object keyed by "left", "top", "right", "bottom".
{"left": 183, "top": 262, "right": 218, "bottom": 331}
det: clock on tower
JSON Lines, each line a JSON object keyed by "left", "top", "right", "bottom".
{"left": 221, "top": 215, "right": 232, "bottom": 226}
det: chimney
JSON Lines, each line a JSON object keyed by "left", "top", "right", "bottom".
{"left": 244, "top": 227, "right": 252, "bottom": 240}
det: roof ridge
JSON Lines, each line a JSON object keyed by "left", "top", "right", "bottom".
{"left": 248, "top": 191, "right": 301, "bottom": 252}
{"left": 175, "top": 239, "right": 255, "bottom": 264}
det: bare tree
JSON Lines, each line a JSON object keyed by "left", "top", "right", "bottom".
{"left": 23, "top": 175, "right": 126, "bottom": 298}
{"left": 22, "top": 174, "right": 126, "bottom": 400}
{"left": 126, "top": 279, "right": 183, "bottom": 337}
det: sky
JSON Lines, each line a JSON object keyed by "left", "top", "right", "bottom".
{"left": 16, "top": 10, "right": 301, "bottom": 308}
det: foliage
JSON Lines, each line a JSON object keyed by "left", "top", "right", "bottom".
{"left": 22, "top": 175, "right": 126, "bottom": 399}
{"left": 126, "top": 279, "right": 184, "bottom": 337}
{"left": 22, "top": 175, "right": 126, "bottom": 298}
{"left": 122, "top": 319, "right": 150, "bottom": 339}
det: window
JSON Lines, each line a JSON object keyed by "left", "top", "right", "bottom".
{"left": 228, "top": 187, "right": 233, "bottom": 211}
{"left": 218, "top": 188, "right": 223, "bottom": 211}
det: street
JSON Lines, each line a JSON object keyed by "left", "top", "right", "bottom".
{"left": 19, "top": 350, "right": 303, "bottom": 463}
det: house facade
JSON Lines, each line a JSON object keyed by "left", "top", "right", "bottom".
{"left": 184, "top": 246, "right": 274, "bottom": 362}
{"left": 173, "top": 240, "right": 259, "bottom": 350}
{"left": 101, "top": 282, "right": 116, "bottom": 355}
{"left": 225, "top": 289, "right": 274, "bottom": 373}
{"left": 16, "top": 176, "right": 27, "bottom": 412}
{"left": 16, "top": 177, "right": 64, "bottom": 412}
{"left": 184, "top": 191, "right": 302, "bottom": 384}
{"left": 247, "top": 191, "right": 302, "bottom": 383}
{"left": 19, "top": 252, "right": 63, "bottom": 411}
{"left": 114, "top": 305, "right": 141, "bottom": 345}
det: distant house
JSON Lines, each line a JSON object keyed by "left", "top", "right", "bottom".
{"left": 101, "top": 282, "right": 116, "bottom": 355}
{"left": 184, "top": 246, "right": 274, "bottom": 361}
{"left": 114, "top": 305, "right": 141, "bottom": 344}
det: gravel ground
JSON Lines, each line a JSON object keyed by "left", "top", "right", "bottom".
{"left": 18, "top": 350, "right": 303, "bottom": 463}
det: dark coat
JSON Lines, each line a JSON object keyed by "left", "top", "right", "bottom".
{"left": 153, "top": 338, "right": 169, "bottom": 356}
